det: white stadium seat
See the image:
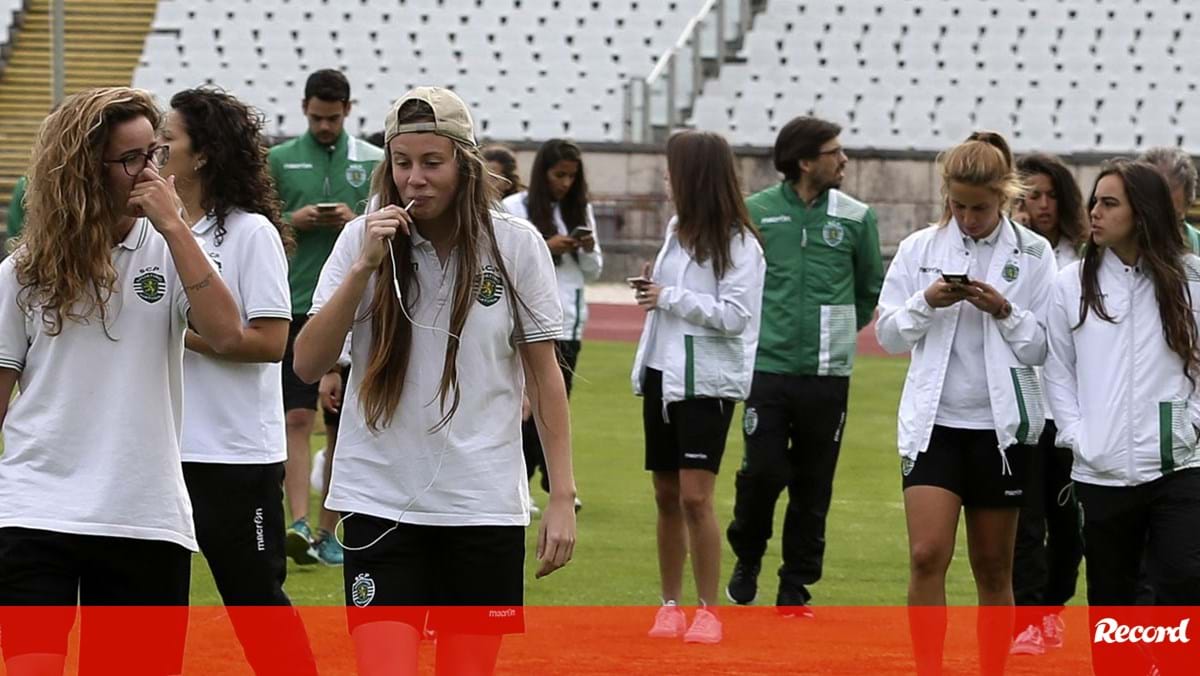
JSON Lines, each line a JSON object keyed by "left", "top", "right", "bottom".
{"left": 132, "top": 0, "right": 1199, "bottom": 152}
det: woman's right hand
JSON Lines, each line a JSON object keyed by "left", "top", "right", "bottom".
{"left": 546, "top": 234, "right": 578, "bottom": 256}
{"left": 923, "top": 279, "right": 970, "bottom": 308}
{"left": 357, "top": 205, "right": 413, "bottom": 269}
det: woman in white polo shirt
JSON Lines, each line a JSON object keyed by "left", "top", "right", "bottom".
{"left": 875, "top": 134, "right": 1057, "bottom": 676}
{"left": 293, "top": 87, "right": 576, "bottom": 675}
{"left": 159, "top": 87, "right": 318, "bottom": 674}
{"left": 0, "top": 87, "right": 243, "bottom": 672}
{"left": 1045, "top": 160, "right": 1200, "bottom": 609}
{"left": 502, "top": 139, "right": 600, "bottom": 508}
{"left": 633, "top": 130, "right": 765, "bottom": 645}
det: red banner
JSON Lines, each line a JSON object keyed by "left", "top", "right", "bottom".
{"left": 0, "top": 606, "right": 1195, "bottom": 674}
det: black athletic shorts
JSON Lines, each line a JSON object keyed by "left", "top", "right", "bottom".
{"left": 283, "top": 314, "right": 319, "bottom": 412}
{"left": 901, "top": 425, "right": 1031, "bottom": 508}
{"left": 0, "top": 527, "right": 190, "bottom": 670}
{"left": 341, "top": 514, "right": 525, "bottom": 635}
{"left": 642, "top": 368, "right": 736, "bottom": 474}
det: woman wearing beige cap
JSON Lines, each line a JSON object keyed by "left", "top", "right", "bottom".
{"left": 294, "top": 87, "right": 576, "bottom": 675}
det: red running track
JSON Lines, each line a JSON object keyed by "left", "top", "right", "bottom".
{"left": 584, "top": 303, "right": 892, "bottom": 356}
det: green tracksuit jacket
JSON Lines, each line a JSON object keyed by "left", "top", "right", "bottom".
{"left": 748, "top": 182, "right": 885, "bottom": 377}
{"left": 268, "top": 130, "right": 383, "bottom": 315}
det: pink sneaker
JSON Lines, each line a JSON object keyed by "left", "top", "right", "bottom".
{"left": 648, "top": 602, "right": 686, "bottom": 638}
{"left": 1042, "top": 613, "right": 1065, "bottom": 649}
{"left": 683, "top": 608, "right": 723, "bottom": 644}
{"left": 1010, "top": 624, "right": 1045, "bottom": 656}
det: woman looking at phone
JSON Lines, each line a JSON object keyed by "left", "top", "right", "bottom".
{"left": 502, "top": 138, "right": 599, "bottom": 511}
{"left": 633, "top": 130, "right": 765, "bottom": 644}
{"left": 875, "top": 133, "right": 1057, "bottom": 676}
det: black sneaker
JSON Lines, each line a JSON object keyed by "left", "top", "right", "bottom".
{"left": 725, "top": 559, "right": 761, "bottom": 605}
{"left": 776, "top": 584, "right": 814, "bottom": 619}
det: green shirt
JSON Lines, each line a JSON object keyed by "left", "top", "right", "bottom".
{"left": 748, "top": 182, "right": 884, "bottom": 377}
{"left": 268, "top": 130, "right": 383, "bottom": 314}
{"left": 6, "top": 175, "right": 27, "bottom": 242}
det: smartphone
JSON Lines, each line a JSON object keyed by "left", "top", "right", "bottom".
{"left": 942, "top": 273, "right": 971, "bottom": 285}
{"left": 569, "top": 226, "right": 593, "bottom": 239}
{"left": 626, "top": 276, "right": 651, "bottom": 288}
{"left": 317, "top": 202, "right": 338, "bottom": 212}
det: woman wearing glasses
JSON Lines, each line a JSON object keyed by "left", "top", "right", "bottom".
{"left": 0, "top": 87, "right": 242, "bottom": 672}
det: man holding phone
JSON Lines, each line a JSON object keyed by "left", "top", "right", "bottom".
{"left": 268, "top": 69, "right": 383, "bottom": 565}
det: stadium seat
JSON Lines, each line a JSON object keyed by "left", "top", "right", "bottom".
{"left": 131, "top": 0, "right": 1199, "bottom": 152}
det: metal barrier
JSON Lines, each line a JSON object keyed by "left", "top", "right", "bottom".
{"left": 622, "top": 0, "right": 753, "bottom": 144}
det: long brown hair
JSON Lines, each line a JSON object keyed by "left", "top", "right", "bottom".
{"left": 1078, "top": 160, "right": 1199, "bottom": 383}
{"left": 1017, "top": 153, "right": 1087, "bottom": 248}
{"left": 357, "top": 100, "right": 535, "bottom": 432}
{"left": 15, "top": 87, "right": 160, "bottom": 335}
{"left": 482, "top": 144, "right": 522, "bottom": 198}
{"left": 665, "top": 130, "right": 760, "bottom": 278}
{"left": 169, "top": 88, "right": 293, "bottom": 253}
{"left": 525, "top": 138, "right": 589, "bottom": 240}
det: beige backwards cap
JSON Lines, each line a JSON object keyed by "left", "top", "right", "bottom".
{"left": 384, "top": 86, "right": 476, "bottom": 147}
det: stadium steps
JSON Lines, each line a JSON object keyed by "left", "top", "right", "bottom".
{"left": 0, "top": 0, "right": 157, "bottom": 228}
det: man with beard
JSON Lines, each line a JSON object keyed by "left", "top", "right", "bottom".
{"left": 725, "top": 116, "right": 884, "bottom": 615}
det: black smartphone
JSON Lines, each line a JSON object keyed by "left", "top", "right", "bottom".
{"left": 942, "top": 273, "right": 970, "bottom": 285}
{"left": 569, "top": 226, "right": 593, "bottom": 239}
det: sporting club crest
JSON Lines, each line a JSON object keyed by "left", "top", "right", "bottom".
{"left": 475, "top": 265, "right": 504, "bottom": 307}
{"left": 352, "top": 573, "right": 376, "bottom": 607}
{"left": 743, "top": 407, "right": 758, "bottom": 436}
{"left": 822, "top": 221, "right": 845, "bottom": 248}
{"left": 1002, "top": 260, "right": 1020, "bottom": 282}
{"left": 901, "top": 456, "right": 915, "bottom": 477}
{"left": 346, "top": 163, "right": 368, "bottom": 188}
{"left": 134, "top": 271, "right": 166, "bottom": 303}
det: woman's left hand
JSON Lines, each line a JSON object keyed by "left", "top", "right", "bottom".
{"left": 965, "top": 280, "right": 1011, "bottom": 318}
{"left": 535, "top": 493, "right": 577, "bottom": 578}
{"left": 635, "top": 283, "right": 662, "bottom": 311}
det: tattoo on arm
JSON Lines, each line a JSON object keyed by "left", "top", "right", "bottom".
{"left": 184, "top": 271, "right": 214, "bottom": 292}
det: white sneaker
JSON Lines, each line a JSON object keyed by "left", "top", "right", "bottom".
{"left": 683, "top": 608, "right": 723, "bottom": 644}
{"left": 1041, "top": 613, "right": 1065, "bottom": 649}
{"left": 1010, "top": 624, "right": 1045, "bottom": 656}
{"left": 647, "top": 601, "right": 686, "bottom": 639}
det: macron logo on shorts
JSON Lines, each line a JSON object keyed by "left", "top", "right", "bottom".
{"left": 253, "top": 508, "right": 265, "bottom": 552}
{"left": 1093, "top": 618, "right": 1190, "bottom": 644}
{"left": 683, "top": 452, "right": 708, "bottom": 460}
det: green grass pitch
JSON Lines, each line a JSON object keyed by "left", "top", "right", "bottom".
{"left": 187, "top": 341, "right": 1053, "bottom": 606}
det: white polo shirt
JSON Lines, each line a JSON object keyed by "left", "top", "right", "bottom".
{"left": 0, "top": 219, "right": 199, "bottom": 551}
{"left": 311, "top": 210, "right": 562, "bottom": 527}
{"left": 181, "top": 210, "right": 291, "bottom": 464}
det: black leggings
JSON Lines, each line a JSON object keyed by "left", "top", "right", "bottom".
{"left": 523, "top": 340, "right": 580, "bottom": 489}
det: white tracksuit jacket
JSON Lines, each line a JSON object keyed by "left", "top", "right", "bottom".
{"left": 876, "top": 218, "right": 1057, "bottom": 462}
{"left": 631, "top": 219, "right": 766, "bottom": 404}
{"left": 502, "top": 193, "right": 602, "bottom": 341}
{"left": 1044, "top": 250, "right": 1200, "bottom": 487}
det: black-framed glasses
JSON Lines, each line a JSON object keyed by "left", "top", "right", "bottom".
{"left": 103, "top": 145, "right": 170, "bottom": 177}
{"left": 816, "top": 146, "right": 845, "bottom": 157}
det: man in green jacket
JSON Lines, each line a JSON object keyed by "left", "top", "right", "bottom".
{"left": 269, "top": 69, "right": 383, "bottom": 566}
{"left": 1140, "top": 146, "right": 1200, "bottom": 253}
{"left": 725, "top": 116, "right": 884, "bottom": 614}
